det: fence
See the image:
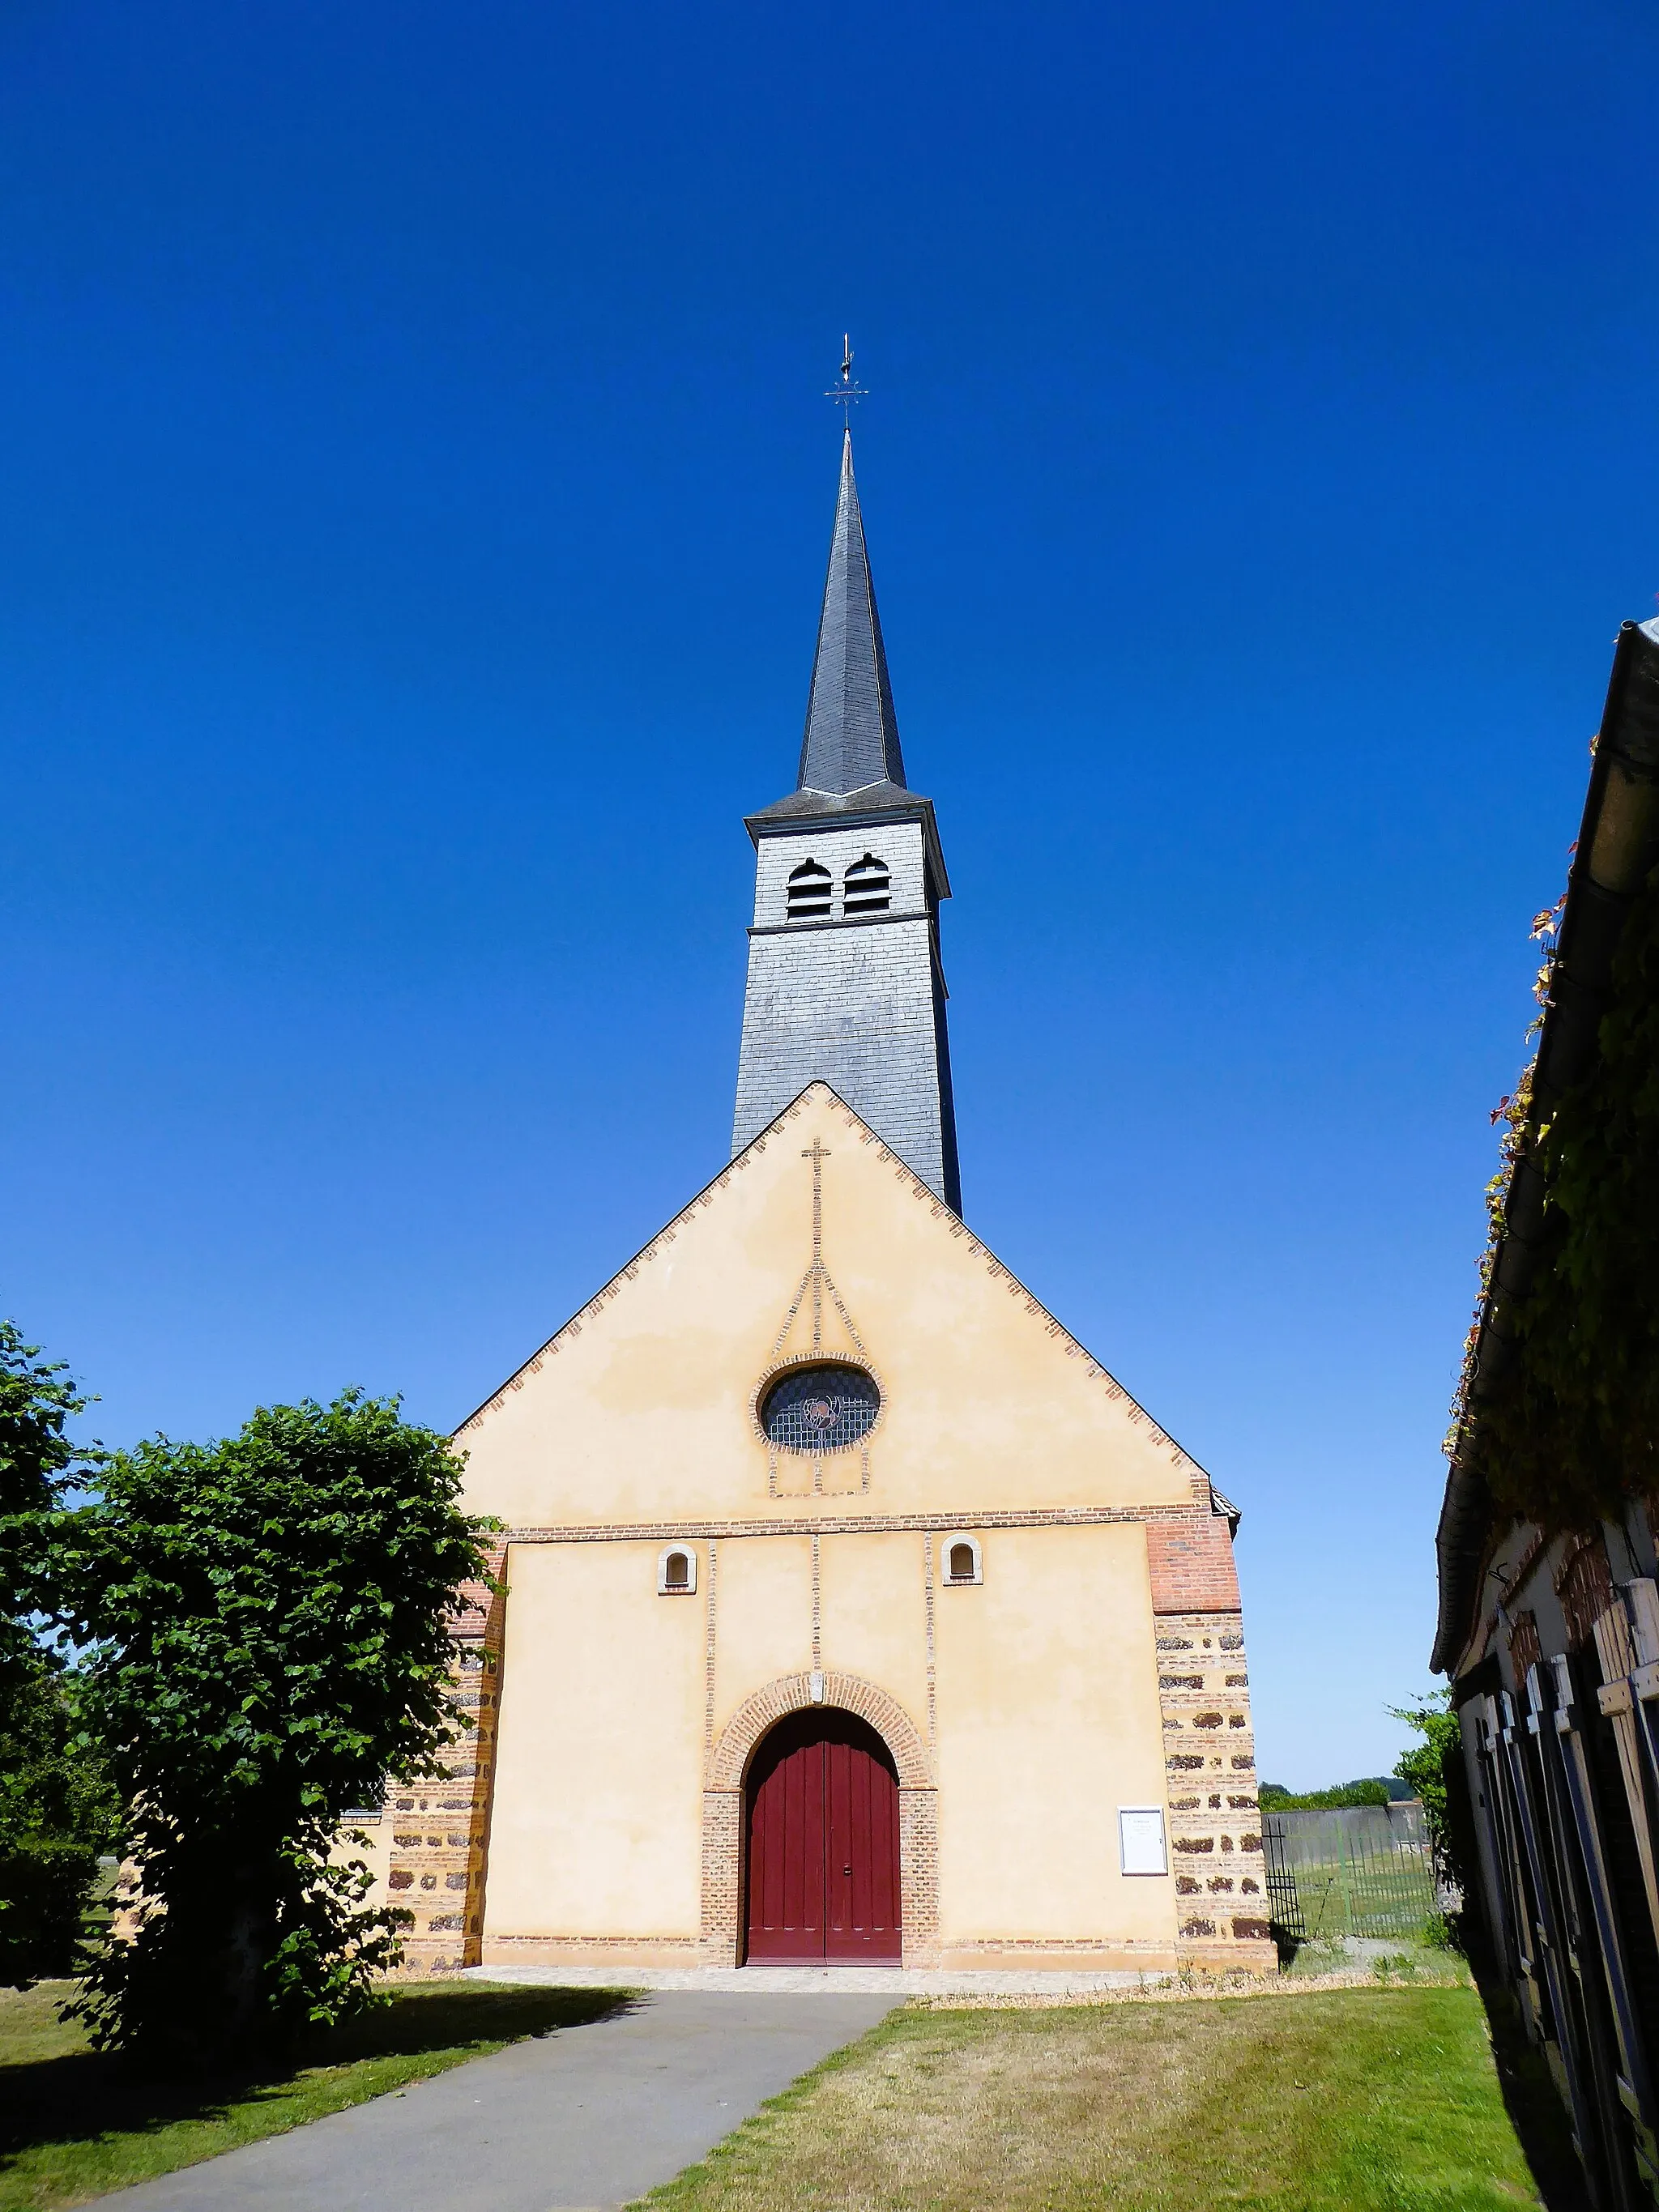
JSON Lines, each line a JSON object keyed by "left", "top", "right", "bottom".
{"left": 1261, "top": 1803, "right": 1437, "bottom": 1942}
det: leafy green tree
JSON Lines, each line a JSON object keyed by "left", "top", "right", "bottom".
{"left": 0, "top": 1665, "right": 121, "bottom": 1988}
{"left": 0, "top": 1320, "right": 115, "bottom": 1987}
{"left": 53, "top": 1391, "right": 491, "bottom": 2066}
{"left": 0, "top": 1319, "right": 92, "bottom": 1690}
{"left": 1391, "top": 1692, "right": 1462, "bottom": 1853}
{"left": 1391, "top": 1691, "right": 1476, "bottom": 1949}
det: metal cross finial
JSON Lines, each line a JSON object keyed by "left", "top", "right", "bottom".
{"left": 824, "top": 333, "right": 867, "bottom": 425}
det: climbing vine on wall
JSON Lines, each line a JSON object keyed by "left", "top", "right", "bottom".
{"left": 1456, "top": 861, "right": 1659, "bottom": 1529}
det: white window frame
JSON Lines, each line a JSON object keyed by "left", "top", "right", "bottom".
{"left": 941, "top": 1534, "right": 983, "bottom": 1586}
{"left": 657, "top": 1545, "right": 697, "bottom": 1596}
{"left": 1118, "top": 1805, "right": 1168, "bottom": 1876}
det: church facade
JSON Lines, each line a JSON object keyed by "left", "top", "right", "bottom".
{"left": 375, "top": 435, "right": 1271, "bottom": 1977}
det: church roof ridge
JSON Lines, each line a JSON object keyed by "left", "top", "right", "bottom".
{"left": 452, "top": 1085, "right": 1219, "bottom": 1507}
{"left": 796, "top": 430, "right": 909, "bottom": 799}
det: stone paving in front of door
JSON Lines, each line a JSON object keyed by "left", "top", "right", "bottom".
{"left": 91, "top": 1991, "right": 899, "bottom": 2212}
{"left": 465, "top": 1962, "right": 1174, "bottom": 1996}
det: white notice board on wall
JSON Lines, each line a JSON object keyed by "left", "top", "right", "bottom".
{"left": 1118, "top": 1806, "right": 1168, "bottom": 1876}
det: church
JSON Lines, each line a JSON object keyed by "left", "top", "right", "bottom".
{"left": 375, "top": 431, "right": 1271, "bottom": 1978}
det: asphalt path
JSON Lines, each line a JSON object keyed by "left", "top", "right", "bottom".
{"left": 93, "top": 1991, "right": 898, "bottom": 2212}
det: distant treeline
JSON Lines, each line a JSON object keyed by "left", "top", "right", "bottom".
{"left": 1258, "top": 1778, "right": 1416, "bottom": 1811}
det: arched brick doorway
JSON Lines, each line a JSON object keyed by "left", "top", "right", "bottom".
{"left": 744, "top": 1709, "right": 901, "bottom": 1963}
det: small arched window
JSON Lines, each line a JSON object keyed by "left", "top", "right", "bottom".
{"left": 842, "top": 854, "right": 890, "bottom": 914}
{"left": 787, "top": 859, "right": 832, "bottom": 920}
{"left": 945, "top": 1536, "right": 982, "bottom": 1585}
{"left": 658, "top": 1545, "right": 697, "bottom": 1595}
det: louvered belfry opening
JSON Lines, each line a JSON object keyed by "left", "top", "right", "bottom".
{"left": 842, "top": 854, "right": 890, "bottom": 914}
{"left": 744, "top": 1710, "right": 902, "bottom": 1963}
{"left": 786, "top": 859, "right": 832, "bottom": 920}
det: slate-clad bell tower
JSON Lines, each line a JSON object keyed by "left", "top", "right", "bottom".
{"left": 731, "top": 431, "right": 961, "bottom": 1211}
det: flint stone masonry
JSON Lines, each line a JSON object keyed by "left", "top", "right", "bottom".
{"left": 733, "top": 817, "right": 957, "bottom": 1205}
{"left": 372, "top": 1551, "right": 505, "bottom": 1977}
{"left": 1154, "top": 1600, "right": 1271, "bottom": 1966}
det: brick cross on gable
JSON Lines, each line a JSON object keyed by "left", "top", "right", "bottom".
{"left": 802, "top": 1138, "right": 830, "bottom": 1338}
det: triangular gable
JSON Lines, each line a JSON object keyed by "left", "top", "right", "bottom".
{"left": 454, "top": 1083, "right": 1213, "bottom": 1530}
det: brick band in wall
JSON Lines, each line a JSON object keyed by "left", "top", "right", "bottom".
{"left": 706, "top": 1669, "right": 932, "bottom": 1788}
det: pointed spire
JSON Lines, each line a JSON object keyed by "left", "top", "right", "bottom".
{"left": 797, "top": 431, "right": 908, "bottom": 795}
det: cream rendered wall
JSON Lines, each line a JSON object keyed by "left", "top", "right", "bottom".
{"left": 484, "top": 1541, "right": 705, "bottom": 1941}
{"left": 709, "top": 1536, "right": 813, "bottom": 1748}
{"left": 456, "top": 1089, "right": 1196, "bottom": 1536}
{"left": 818, "top": 1532, "right": 929, "bottom": 1734}
{"left": 459, "top": 1087, "right": 1204, "bottom": 1959}
{"left": 932, "top": 1524, "right": 1175, "bottom": 1948}
{"left": 706, "top": 1534, "right": 929, "bottom": 1763}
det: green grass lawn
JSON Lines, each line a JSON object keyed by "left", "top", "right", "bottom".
{"left": 639, "top": 1986, "right": 1553, "bottom": 2212}
{"left": 0, "top": 1978, "right": 633, "bottom": 2211}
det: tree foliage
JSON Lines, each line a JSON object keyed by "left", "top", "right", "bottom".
{"left": 1389, "top": 1690, "right": 1474, "bottom": 1929}
{"left": 1462, "top": 865, "right": 1659, "bottom": 1528}
{"left": 1257, "top": 1779, "right": 1392, "bottom": 1812}
{"left": 0, "top": 1664, "right": 120, "bottom": 1988}
{"left": 1389, "top": 1695, "right": 1460, "bottom": 1842}
{"left": 51, "top": 1391, "right": 491, "bottom": 2065}
{"left": 0, "top": 1319, "right": 94, "bottom": 1686}
{"left": 0, "top": 1320, "right": 114, "bottom": 1988}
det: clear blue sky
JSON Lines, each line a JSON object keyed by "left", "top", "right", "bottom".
{"left": 4, "top": 1, "right": 1654, "bottom": 1785}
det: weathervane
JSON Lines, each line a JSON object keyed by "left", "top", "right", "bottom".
{"left": 824, "top": 333, "right": 868, "bottom": 425}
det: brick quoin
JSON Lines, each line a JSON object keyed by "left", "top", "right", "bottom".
{"left": 1146, "top": 1514, "right": 1240, "bottom": 1613}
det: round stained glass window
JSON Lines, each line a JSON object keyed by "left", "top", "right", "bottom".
{"left": 761, "top": 1363, "right": 881, "bottom": 1455}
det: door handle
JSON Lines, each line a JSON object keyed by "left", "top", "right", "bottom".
{"left": 843, "top": 1865, "right": 852, "bottom": 1877}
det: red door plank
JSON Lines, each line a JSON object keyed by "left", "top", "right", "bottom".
{"left": 746, "top": 1711, "right": 901, "bottom": 1965}
{"left": 746, "top": 1715, "right": 826, "bottom": 1961}
{"left": 825, "top": 1722, "right": 902, "bottom": 1960}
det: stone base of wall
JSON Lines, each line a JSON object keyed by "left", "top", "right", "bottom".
{"left": 933, "top": 1941, "right": 1180, "bottom": 1971}
{"left": 386, "top": 1940, "right": 473, "bottom": 1978}
{"left": 1175, "top": 1937, "right": 1278, "bottom": 1975}
{"left": 481, "top": 1935, "right": 703, "bottom": 1967}
{"left": 466, "top": 1937, "right": 1277, "bottom": 1976}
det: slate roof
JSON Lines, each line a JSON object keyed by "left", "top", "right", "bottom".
{"left": 748, "top": 777, "right": 922, "bottom": 824}
{"left": 797, "top": 429, "right": 909, "bottom": 797}
{"left": 745, "top": 433, "right": 946, "bottom": 893}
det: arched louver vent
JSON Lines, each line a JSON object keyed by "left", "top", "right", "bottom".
{"left": 842, "top": 854, "right": 890, "bottom": 914}
{"left": 787, "top": 859, "right": 832, "bottom": 920}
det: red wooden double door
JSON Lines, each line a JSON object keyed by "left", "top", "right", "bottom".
{"left": 744, "top": 1711, "right": 902, "bottom": 1963}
